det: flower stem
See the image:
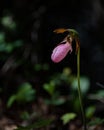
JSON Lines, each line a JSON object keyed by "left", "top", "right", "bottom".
{"left": 77, "top": 47, "right": 87, "bottom": 130}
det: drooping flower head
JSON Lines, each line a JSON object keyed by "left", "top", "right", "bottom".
{"left": 51, "top": 38, "right": 72, "bottom": 63}
{"left": 51, "top": 28, "right": 79, "bottom": 63}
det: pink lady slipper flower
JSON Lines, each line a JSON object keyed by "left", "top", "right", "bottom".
{"left": 51, "top": 29, "right": 87, "bottom": 130}
{"left": 51, "top": 28, "right": 80, "bottom": 63}
{"left": 51, "top": 39, "right": 72, "bottom": 63}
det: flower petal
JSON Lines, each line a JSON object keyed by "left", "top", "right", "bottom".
{"left": 51, "top": 42, "right": 72, "bottom": 63}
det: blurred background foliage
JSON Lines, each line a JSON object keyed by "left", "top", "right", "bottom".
{"left": 0, "top": 0, "right": 104, "bottom": 129}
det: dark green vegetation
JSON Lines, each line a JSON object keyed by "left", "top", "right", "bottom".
{"left": 0, "top": 0, "right": 104, "bottom": 129}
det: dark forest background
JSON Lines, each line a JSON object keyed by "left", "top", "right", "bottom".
{"left": 0, "top": 0, "right": 104, "bottom": 129}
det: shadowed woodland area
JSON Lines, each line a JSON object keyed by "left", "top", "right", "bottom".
{"left": 0, "top": 0, "right": 104, "bottom": 130}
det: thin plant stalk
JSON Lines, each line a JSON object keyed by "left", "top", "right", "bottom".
{"left": 77, "top": 47, "right": 87, "bottom": 130}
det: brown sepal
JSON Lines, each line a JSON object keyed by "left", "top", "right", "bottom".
{"left": 53, "top": 28, "right": 68, "bottom": 34}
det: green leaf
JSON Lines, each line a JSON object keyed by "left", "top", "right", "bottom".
{"left": 51, "top": 98, "right": 66, "bottom": 105}
{"left": 0, "top": 43, "right": 6, "bottom": 52}
{"left": 89, "top": 90, "right": 104, "bottom": 102}
{"left": 5, "top": 43, "right": 14, "bottom": 53}
{"left": 16, "top": 82, "right": 36, "bottom": 102}
{"left": 71, "top": 76, "right": 90, "bottom": 94}
{"left": 85, "top": 106, "right": 95, "bottom": 119}
{"left": 15, "top": 118, "right": 53, "bottom": 130}
{"left": 62, "top": 67, "right": 72, "bottom": 76}
{"left": 1, "top": 16, "right": 16, "bottom": 29}
{"left": 14, "top": 40, "right": 23, "bottom": 47}
{"left": 43, "top": 81, "right": 55, "bottom": 95}
{"left": 44, "top": 99, "right": 52, "bottom": 105}
{"left": 88, "top": 118, "right": 104, "bottom": 126}
{"left": 0, "top": 33, "right": 5, "bottom": 43}
{"left": 73, "top": 97, "right": 80, "bottom": 112}
{"left": 95, "top": 90, "right": 104, "bottom": 98}
{"left": 61, "top": 113, "right": 76, "bottom": 125}
{"left": 20, "top": 111, "right": 30, "bottom": 120}
{"left": 7, "top": 95, "right": 16, "bottom": 108}
{"left": 0, "top": 40, "right": 23, "bottom": 53}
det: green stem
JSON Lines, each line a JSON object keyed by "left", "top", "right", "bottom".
{"left": 77, "top": 47, "right": 87, "bottom": 130}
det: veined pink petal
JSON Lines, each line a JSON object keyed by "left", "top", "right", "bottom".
{"left": 51, "top": 42, "right": 72, "bottom": 63}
